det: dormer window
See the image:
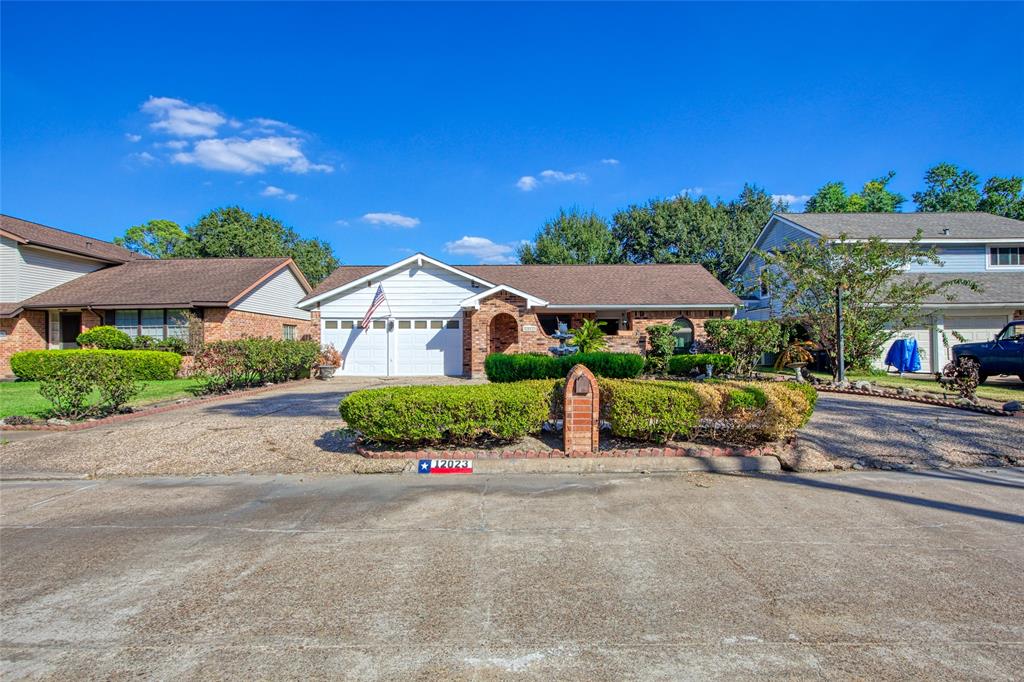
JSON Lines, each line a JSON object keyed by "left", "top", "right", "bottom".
{"left": 988, "top": 246, "right": 1023, "bottom": 268}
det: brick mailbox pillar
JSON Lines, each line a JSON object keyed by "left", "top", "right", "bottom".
{"left": 564, "top": 364, "right": 599, "bottom": 455}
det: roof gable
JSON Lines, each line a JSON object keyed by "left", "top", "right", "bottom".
{"left": 1, "top": 214, "right": 143, "bottom": 263}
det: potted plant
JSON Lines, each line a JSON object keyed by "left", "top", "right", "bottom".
{"left": 316, "top": 344, "right": 342, "bottom": 380}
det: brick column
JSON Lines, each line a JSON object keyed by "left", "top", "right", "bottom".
{"left": 563, "top": 364, "right": 599, "bottom": 455}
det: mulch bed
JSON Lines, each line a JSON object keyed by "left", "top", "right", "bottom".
{"left": 0, "top": 379, "right": 316, "bottom": 432}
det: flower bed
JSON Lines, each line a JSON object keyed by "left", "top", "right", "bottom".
{"left": 340, "top": 378, "right": 816, "bottom": 449}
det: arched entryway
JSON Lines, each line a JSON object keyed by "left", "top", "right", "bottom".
{"left": 672, "top": 316, "right": 694, "bottom": 354}
{"left": 489, "top": 313, "right": 519, "bottom": 354}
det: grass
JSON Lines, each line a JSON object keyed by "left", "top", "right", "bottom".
{"left": 0, "top": 378, "right": 203, "bottom": 419}
{"left": 763, "top": 367, "right": 1024, "bottom": 403}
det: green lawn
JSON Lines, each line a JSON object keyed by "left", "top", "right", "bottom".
{"left": 762, "top": 368, "right": 1024, "bottom": 403}
{"left": 0, "top": 379, "right": 203, "bottom": 419}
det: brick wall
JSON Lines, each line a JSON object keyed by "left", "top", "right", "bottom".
{"left": 462, "top": 290, "right": 733, "bottom": 377}
{"left": 563, "top": 364, "right": 600, "bottom": 454}
{"left": 201, "top": 307, "right": 320, "bottom": 343}
{"left": 1, "top": 311, "right": 47, "bottom": 376}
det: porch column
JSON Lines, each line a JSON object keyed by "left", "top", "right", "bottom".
{"left": 930, "top": 312, "right": 944, "bottom": 373}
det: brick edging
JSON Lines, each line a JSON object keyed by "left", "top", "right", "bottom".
{"left": 814, "top": 385, "right": 1015, "bottom": 417}
{"left": 356, "top": 442, "right": 780, "bottom": 460}
{"left": 0, "top": 378, "right": 317, "bottom": 432}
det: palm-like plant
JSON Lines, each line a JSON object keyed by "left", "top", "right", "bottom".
{"left": 569, "top": 319, "right": 608, "bottom": 353}
{"left": 773, "top": 340, "right": 817, "bottom": 370}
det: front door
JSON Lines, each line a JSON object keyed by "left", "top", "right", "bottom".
{"left": 60, "top": 312, "right": 82, "bottom": 349}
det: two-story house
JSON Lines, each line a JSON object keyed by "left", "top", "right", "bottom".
{"left": 0, "top": 215, "right": 318, "bottom": 377}
{"left": 734, "top": 212, "right": 1024, "bottom": 373}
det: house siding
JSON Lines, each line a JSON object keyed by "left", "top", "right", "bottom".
{"left": 317, "top": 262, "right": 480, "bottom": 320}
{"left": 231, "top": 267, "right": 311, "bottom": 320}
{"left": 1, "top": 237, "right": 20, "bottom": 302}
{"left": 907, "top": 243, "right": 988, "bottom": 272}
{"left": 12, "top": 244, "right": 106, "bottom": 300}
{"left": 735, "top": 218, "right": 818, "bottom": 292}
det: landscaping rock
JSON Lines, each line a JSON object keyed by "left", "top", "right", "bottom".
{"left": 1003, "top": 400, "right": 1022, "bottom": 413}
{"left": 955, "top": 397, "right": 978, "bottom": 407}
{"left": 774, "top": 442, "right": 835, "bottom": 473}
{"left": 46, "top": 418, "right": 72, "bottom": 426}
{"left": 853, "top": 380, "right": 872, "bottom": 391}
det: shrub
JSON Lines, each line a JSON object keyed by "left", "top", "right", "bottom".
{"left": 568, "top": 319, "right": 608, "bottom": 353}
{"left": 193, "top": 338, "right": 319, "bottom": 392}
{"left": 600, "top": 379, "right": 702, "bottom": 443}
{"left": 76, "top": 325, "right": 132, "bottom": 350}
{"left": 668, "top": 353, "right": 736, "bottom": 377}
{"left": 38, "top": 355, "right": 96, "bottom": 420}
{"left": 484, "top": 352, "right": 645, "bottom": 382}
{"left": 93, "top": 355, "right": 143, "bottom": 411}
{"left": 132, "top": 335, "right": 159, "bottom": 350}
{"left": 941, "top": 357, "right": 979, "bottom": 402}
{"left": 318, "top": 343, "right": 342, "bottom": 367}
{"left": 644, "top": 324, "right": 676, "bottom": 375}
{"left": 339, "top": 381, "right": 555, "bottom": 445}
{"left": 703, "top": 319, "right": 785, "bottom": 376}
{"left": 156, "top": 337, "right": 188, "bottom": 355}
{"left": 10, "top": 350, "right": 181, "bottom": 381}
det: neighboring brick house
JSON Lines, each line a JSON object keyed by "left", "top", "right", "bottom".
{"left": 1, "top": 215, "right": 316, "bottom": 376}
{"left": 300, "top": 253, "right": 740, "bottom": 378}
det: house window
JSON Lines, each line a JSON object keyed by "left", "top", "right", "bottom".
{"left": 672, "top": 316, "right": 694, "bottom": 354}
{"left": 115, "top": 310, "right": 139, "bottom": 338}
{"left": 536, "top": 314, "right": 561, "bottom": 336}
{"left": 989, "top": 246, "right": 1023, "bottom": 267}
{"left": 324, "top": 320, "right": 338, "bottom": 330}
{"left": 598, "top": 318, "right": 620, "bottom": 334}
{"left": 167, "top": 309, "right": 189, "bottom": 340}
{"left": 446, "top": 320, "right": 460, "bottom": 329}
{"left": 398, "top": 320, "right": 411, "bottom": 329}
{"left": 430, "top": 320, "right": 443, "bottom": 329}
{"left": 340, "top": 321, "right": 354, "bottom": 330}
{"left": 283, "top": 325, "right": 297, "bottom": 341}
{"left": 141, "top": 310, "right": 164, "bottom": 338}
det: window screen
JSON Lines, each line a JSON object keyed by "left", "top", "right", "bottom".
{"left": 141, "top": 310, "right": 164, "bottom": 338}
{"left": 115, "top": 310, "right": 138, "bottom": 338}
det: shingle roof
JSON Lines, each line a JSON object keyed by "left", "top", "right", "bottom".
{"left": 19, "top": 258, "right": 298, "bottom": 309}
{"left": 304, "top": 261, "right": 741, "bottom": 307}
{"left": 1, "top": 214, "right": 143, "bottom": 263}
{"left": 777, "top": 212, "right": 1024, "bottom": 240}
{"left": 897, "top": 272, "right": 1024, "bottom": 306}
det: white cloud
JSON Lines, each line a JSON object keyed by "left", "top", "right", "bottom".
{"left": 444, "top": 236, "right": 518, "bottom": 264}
{"left": 125, "top": 133, "right": 142, "bottom": 143}
{"left": 679, "top": 186, "right": 704, "bottom": 197}
{"left": 173, "top": 136, "right": 333, "bottom": 174}
{"left": 130, "top": 151, "right": 156, "bottom": 164}
{"left": 772, "top": 194, "right": 811, "bottom": 208}
{"left": 335, "top": 219, "right": 350, "bottom": 227}
{"left": 361, "top": 212, "right": 420, "bottom": 228}
{"left": 158, "top": 139, "right": 189, "bottom": 150}
{"left": 261, "top": 185, "right": 297, "bottom": 201}
{"left": 517, "top": 169, "right": 587, "bottom": 191}
{"left": 249, "top": 117, "right": 301, "bottom": 134}
{"left": 141, "top": 96, "right": 226, "bottom": 137}
{"left": 600, "top": 158, "right": 620, "bottom": 165}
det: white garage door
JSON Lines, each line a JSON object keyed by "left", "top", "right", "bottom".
{"left": 320, "top": 318, "right": 462, "bottom": 376}
{"left": 942, "top": 315, "right": 1009, "bottom": 364}
{"left": 877, "top": 325, "right": 931, "bottom": 372}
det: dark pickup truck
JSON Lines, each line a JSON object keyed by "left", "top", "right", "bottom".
{"left": 951, "top": 320, "right": 1024, "bottom": 383}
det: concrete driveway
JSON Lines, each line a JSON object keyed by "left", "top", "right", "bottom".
{"left": 2, "top": 470, "right": 1023, "bottom": 679}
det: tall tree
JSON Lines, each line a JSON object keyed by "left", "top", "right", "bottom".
{"left": 517, "top": 208, "right": 621, "bottom": 264}
{"left": 115, "top": 207, "right": 340, "bottom": 285}
{"left": 759, "top": 233, "right": 977, "bottom": 377}
{"left": 977, "top": 176, "right": 1024, "bottom": 220}
{"left": 804, "top": 172, "right": 905, "bottom": 212}
{"left": 114, "top": 219, "right": 189, "bottom": 259}
{"left": 611, "top": 184, "right": 780, "bottom": 284}
{"left": 912, "top": 163, "right": 982, "bottom": 212}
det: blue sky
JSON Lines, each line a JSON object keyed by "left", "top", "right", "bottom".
{"left": 2, "top": 2, "right": 1022, "bottom": 265}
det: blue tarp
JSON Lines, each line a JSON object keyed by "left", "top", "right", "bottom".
{"left": 884, "top": 338, "right": 922, "bottom": 373}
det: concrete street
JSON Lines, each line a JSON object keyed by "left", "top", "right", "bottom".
{"left": 2, "top": 469, "right": 1022, "bottom": 679}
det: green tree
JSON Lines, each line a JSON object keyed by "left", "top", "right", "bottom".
{"left": 912, "top": 163, "right": 982, "bottom": 212}
{"left": 804, "top": 172, "right": 905, "bottom": 212}
{"left": 114, "top": 219, "right": 188, "bottom": 259}
{"left": 117, "top": 207, "right": 340, "bottom": 285}
{"left": 977, "top": 176, "right": 1024, "bottom": 220}
{"left": 517, "top": 208, "right": 621, "bottom": 264}
{"left": 759, "top": 232, "right": 977, "bottom": 378}
{"left": 611, "top": 184, "right": 779, "bottom": 283}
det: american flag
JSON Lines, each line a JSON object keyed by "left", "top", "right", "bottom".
{"left": 361, "top": 284, "right": 387, "bottom": 329}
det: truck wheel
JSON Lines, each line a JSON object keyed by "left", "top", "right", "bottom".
{"left": 977, "top": 374, "right": 988, "bottom": 385}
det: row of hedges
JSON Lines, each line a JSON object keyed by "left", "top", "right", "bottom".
{"left": 339, "top": 380, "right": 555, "bottom": 445}
{"left": 484, "top": 352, "right": 645, "bottom": 382}
{"left": 76, "top": 326, "right": 188, "bottom": 354}
{"left": 10, "top": 350, "right": 182, "bottom": 381}
{"left": 339, "top": 379, "right": 816, "bottom": 447}
{"left": 192, "top": 338, "right": 320, "bottom": 391}
{"left": 667, "top": 353, "right": 736, "bottom": 376}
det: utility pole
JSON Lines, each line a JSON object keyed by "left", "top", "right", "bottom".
{"left": 836, "top": 284, "right": 846, "bottom": 384}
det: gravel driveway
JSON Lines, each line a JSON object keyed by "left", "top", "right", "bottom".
{"left": 0, "top": 377, "right": 475, "bottom": 478}
{"left": 2, "top": 381, "right": 1020, "bottom": 477}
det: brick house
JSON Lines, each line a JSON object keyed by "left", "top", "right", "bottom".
{"left": 301, "top": 253, "right": 740, "bottom": 378}
{"left": 1, "top": 215, "right": 316, "bottom": 376}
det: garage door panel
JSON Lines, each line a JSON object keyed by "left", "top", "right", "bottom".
{"left": 323, "top": 317, "right": 462, "bottom": 377}
{"left": 943, "top": 315, "right": 1008, "bottom": 364}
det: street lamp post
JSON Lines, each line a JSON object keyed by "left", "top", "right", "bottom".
{"left": 836, "top": 284, "right": 846, "bottom": 384}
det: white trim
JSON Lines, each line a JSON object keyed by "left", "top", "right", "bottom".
{"left": 298, "top": 253, "right": 496, "bottom": 309}
{"left": 733, "top": 215, "right": 821, "bottom": 279}
{"left": 984, "top": 243, "right": 1024, "bottom": 271}
{"left": 460, "top": 284, "right": 548, "bottom": 310}
{"left": 841, "top": 237, "right": 1024, "bottom": 244}
{"left": 919, "top": 302, "right": 1024, "bottom": 309}
{"left": 544, "top": 303, "right": 738, "bottom": 311}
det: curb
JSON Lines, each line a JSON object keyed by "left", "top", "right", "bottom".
{"left": 403, "top": 456, "right": 781, "bottom": 475}
{"left": 814, "top": 386, "right": 1015, "bottom": 416}
{"left": 0, "top": 472, "right": 92, "bottom": 482}
{"left": 357, "top": 444, "right": 781, "bottom": 460}
{"left": 0, "top": 379, "right": 316, "bottom": 432}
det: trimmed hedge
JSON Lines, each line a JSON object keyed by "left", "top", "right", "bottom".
{"left": 484, "top": 352, "right": 645, "bottom": 382}
{"left": 339, "top": 380, "right": 555, "bottom": 445}
{"left": 192, "top": 338, "right": 319, "bottom": 391}
{"left": 668, "top": 353, "right": 736, "bottom": 376}
{"left": 10, "top": 349, "right": 182, "bottom": 381}
{"left": 600, "top": 379, "right": 703, "bottom": 443}
{"left": 76, "top": 325, "right": 133, "bottom": 350}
